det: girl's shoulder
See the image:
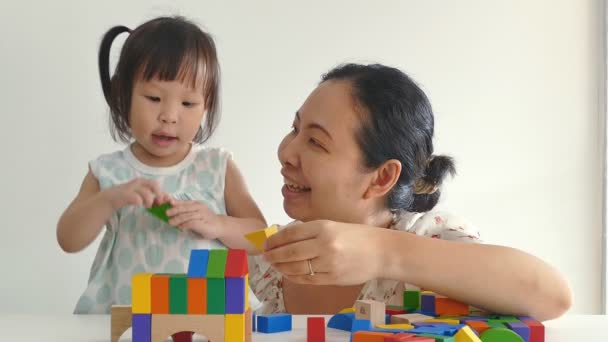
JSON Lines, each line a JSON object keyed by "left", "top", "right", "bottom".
{"left": 191, "top": 146, "right": 234, "bottom": 168}
{"left": 394, "top": 210, "right": 482, "bottom": 243}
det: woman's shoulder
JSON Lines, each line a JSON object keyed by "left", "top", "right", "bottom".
{"left": 394, "top": 210, "right": 482, "bottom": 243}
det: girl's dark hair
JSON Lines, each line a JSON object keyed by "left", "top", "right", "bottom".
{"left": 322, "top": 63, "right": 456, "bottom": 213}
{"left": 98, "top": 16, "right": 220, "bottom": 144}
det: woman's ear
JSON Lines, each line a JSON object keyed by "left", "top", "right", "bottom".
{"left": 363, "top": 159, "right": 402, "bottom": 199}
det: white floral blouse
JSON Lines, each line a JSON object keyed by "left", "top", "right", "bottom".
{"left": 248, "top": 211, "right": 482, "bottom": 314}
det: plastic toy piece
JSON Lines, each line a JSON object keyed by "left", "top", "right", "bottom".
{"left": 146, "top": 203, "right": 172, "bottom": 222}
{"left": 244, "top": 225, "right": 279, "bottom": 251}
{"left": 454, "top": 326, "right": 481, "bottom": 342}
{"left": 354, "top": 300, "right": 385, "bottom": 328}
{"left": 257, "top": 313, "right": 293, "bottom": 333}
{"left": 307, "top": 317, "right": 326, "bottom": 342}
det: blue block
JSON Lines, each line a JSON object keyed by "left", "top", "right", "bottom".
{"left": 252, "top": 312, "right": 257, "bottom": 332}
{"left": 327, "top": 312, "right": 355, "bottom": 331}
{"left": 257, "top": 313, "right": 292, "bottom": 333}
{"left": 506, "top": 321, "right": 531, "bottom": 342}
{"left": 385, "top": 313, "right": 390, "bottom": 324}
{"left": 350, "top": 319, "right": 372, "bottom": 333}
{"left": 225, "top": 277, "right": 245, "bottom": 314}
{"left": 132, "top": 314, "right": 151, "bottom": 342}
{"left": 372, "top": 327, "right": 410, "bottom": 333}
{"left": 421, "top": 293, "right": 436, "bottom": 316}
{"left": 187, "top": 249, "right": 209, "bottom": 277}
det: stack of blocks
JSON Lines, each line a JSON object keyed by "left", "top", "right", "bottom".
{"left": 130, "top": 248, "right": 252, "bottom": 342}
{"left": 327, "top": 291, "right": 545, "bottom": 342}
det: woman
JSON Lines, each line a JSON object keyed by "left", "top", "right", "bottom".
{"left": 250, "top": 63, "right": 572, "bottom": 321}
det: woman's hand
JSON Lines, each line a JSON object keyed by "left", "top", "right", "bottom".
{"left": 166, "top": 199, "right": 222, "bottom": 239}
{"left": 262, "top": 220, "right": 385, "bottom": 285}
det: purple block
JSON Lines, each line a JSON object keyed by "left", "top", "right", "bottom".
{"left": 506, "top": 321, "right": 531, "bottom": 342}
{"left": 132, "top": 314, "right": 151, "bottom": 342}
{"left": 420, "top": 293, "right": 436, "bottom": 316}
{"left": 225, "top": 277, "right": 245, "bottom": 313}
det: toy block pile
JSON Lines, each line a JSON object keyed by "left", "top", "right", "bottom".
{"left": 118, "top": 248, "right": 252, "bottom": 342}
{"left": 327, "top": 291, "right": 545, "bottom": 342}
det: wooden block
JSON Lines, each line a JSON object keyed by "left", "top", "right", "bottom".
{"left": 146, "top": 203, "right": 171, "bottom": 222}
{"left": 257, "top": 313, "right": 292, "bottom": 333}
{"left": 207, "top": 249, "right": 228, "bottom": 278}
{"left": 151, "top": 275, "right": 169, "bottom": 314}
{"left": 480, "top": 327, "right": 525, "bottom": 342}
{"left": 403, "top": 290, "right": 421, "bottom": 311}
{"left": 424, "top": 318, "right": 460, "bottom": 325}
{"left": 187, "top": 249, "right": 210, "bottom": 278}
{"left": 465, "top": 320, "right": 490, "bottom": 335}
{"left": 390, "top": 313, "right": 433, "bottom": 324}
{"left": 454, "top": 325, "right": 481, "bottom": 342}
{"left": 435, "top": 297, "right": 469, "bottom": 316}
{"left": 339, "top": 307, "right": 356, "bottom": 313}
{"left": 111, "top": 305, "right": 132, "bottom": 342}
{"left": 226, "top": 277, "right": 246, "bottom": 314}
{"left": 307, "top": 317, "right": 325, "bottom": 342}
{"left": 522, "top": 319, "right": 545, "bottom": 342}
{"left": 207, "top": 278, "right": 225, "bottom": 314}
{"left": 245, "top": 275, "right": 249, "bottom": 311}
{"left": 132, "top": 273, "right": 153, "bottom": 313}
{"left": 244, "top": 225, "right": 279, "bottom": 252}
{"left": 506, "top": 321, "right": 530, "bottom": 342}
{"left": 386, "top": 308, "right": 408, "bottom": 317}
{"left": 132, "top": 314, "right": 151, "bottom": 342}
{"left": 354, "top": 300, "right": 385, "bottom": 328}
{"left": 375, "top": 323, "right": 414, "bottom": 330}
{"left": 151, "top": 314, "right": 224, "bottom": 342}
{"left": 225, "top": 249, "right": 248, "bottom": 277}
{"left": 384, "top": 333, "right": 417, "bottom": 342}
{"left": 416, "top": 334, "right": 455, "bottom": 342}
{"left": 169, "top": 274, "right": 188, "bottom": 314}
{"left": 420, "top": 293, "right": 436, "bottom": 316}
{"left": 226, "top": 314, "right": 245, "bottom": 342}
{"left": 245, "top": 308, "right": 253, "bottom": 342}
{"left": 327, "top": 312, "right": 355, "bottom": 331}
{"left": 187, "top": 277, "right": 206, "bottom": 314}
{"left": 352, "top": 331, "right": 394, "bottom": 342}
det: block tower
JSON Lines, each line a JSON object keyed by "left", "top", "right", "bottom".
{"left": 111, "top": 249, "right": 252, "bottom": 342}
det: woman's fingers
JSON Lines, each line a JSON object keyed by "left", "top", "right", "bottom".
{"left": 271, "top": 257, "right": 323, "bottom": 276}
{"left": 264, "top": 222, "right": 320, "bottom": 251}
{"left": 263, "top": 238, "right": 320, "bottom": 264}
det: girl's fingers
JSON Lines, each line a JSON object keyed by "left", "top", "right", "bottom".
{"left": 263, "top": 238, "right": 319, "bottom": 264}
{"left": 169, "top": 212, "right": 200, "bottom": 226}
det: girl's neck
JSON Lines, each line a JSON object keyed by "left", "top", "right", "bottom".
{"left": 130, "top": 141, "right": 192, "bottom": 168}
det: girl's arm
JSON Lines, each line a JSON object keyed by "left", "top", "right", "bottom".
{"left": 215, "top": 159, "right": 267, "bottom": 252}
{"left": 379, "top": 229, "right": 572, "bottom": 321}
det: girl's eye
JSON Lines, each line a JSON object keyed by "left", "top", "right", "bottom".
{"left": 146, "top": 96, "right": 160, "bottom": 102}
{"left": 182, "top": 101, "right": 197, "bottom": 108}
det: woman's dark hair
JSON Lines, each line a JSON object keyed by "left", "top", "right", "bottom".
{"left": 322, "top": 63, "right": 456, "bottom": 213}
{"left": 98, "top": 16, "right": 220, "bottom": 144}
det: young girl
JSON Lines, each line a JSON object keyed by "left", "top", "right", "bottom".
{"left": 57, "top": 16, "right": 266, "bottom": 314}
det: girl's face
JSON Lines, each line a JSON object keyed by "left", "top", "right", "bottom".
{"left": 129, "top": 76, "right": 205, "bottom": 166}
{"left": 278, "top": 80, "right": 378, "bottom": 223}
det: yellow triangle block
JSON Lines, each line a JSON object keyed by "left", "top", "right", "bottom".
{"left": 455, "top": 326, "right": 482, "bottom": 342}
{"left": 244, "top": 225, "right": 279, "bottom": 251}
{"left": 376, "top": 323, "right": 414, "bottom": 330}
{"left": 425, "top": 318, "right": 460, "bottom": 325}
{"left": 339, "top": 307, "right": 356, "bottom": 313}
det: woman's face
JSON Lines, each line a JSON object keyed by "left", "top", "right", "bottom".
{"left": 278, "top": 80, "right": 377, "bottom": 223}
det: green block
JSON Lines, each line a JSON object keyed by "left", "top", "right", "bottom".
{"left": 487, "top": 320, "right": 507, "bottom": 328}
{"left": 207, "top": 278, "right": 225, "bottom": 314}
{"left": 418, "top": 334, "right": 455, "bottom": 342}
{"left": 206, "top": 249, "right": 228, "bottom": 278}
{"left": 403, "top": 290, "right": 421, "bottom": 310}
{"left": 169, "top": 274, "right": 188, "bottom": 314}
{"left": 147, "top": 203, "right": 172, "bottom": 222}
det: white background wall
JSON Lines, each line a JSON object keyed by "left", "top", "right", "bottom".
{"left": 0, "top": 0, "right": 603, "bottom": 315}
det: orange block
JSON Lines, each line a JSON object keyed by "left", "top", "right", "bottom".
{"left": 466, "top": 320, "right": 490, "bottom": 334}
{"left": 151, "top": 274, "right": 169, "bottom": 314}
{"left": 435, "top": 297, "right": 469, "bottom": 316}
{"left": 188, "top": 277, "right": 207, "bottom": 314}
{"left": 352, "top": 331, "right": 394, "bottom": 342}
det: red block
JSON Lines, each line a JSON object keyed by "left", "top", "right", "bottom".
{"left": 522, "top": 319, "right": 545, "bottom": 342}
{"left": 307, "top": 317, "right": 325, "bottom": 342}
{"left": 384, "top": 333, "right": 416, "bottom": 341}
{"left": 386, "top": 308, "right": 408, "bottom": 317}
{"left": 225, "top": 249, "right": 248, "bottom": 277}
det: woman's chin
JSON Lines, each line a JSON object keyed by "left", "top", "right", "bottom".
{"left": 283, "top": 202, "right": 310, "bottom": 222}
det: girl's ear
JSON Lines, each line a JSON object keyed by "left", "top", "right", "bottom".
{"left": 363, "top": 159, "right": 402, "bottom": 199}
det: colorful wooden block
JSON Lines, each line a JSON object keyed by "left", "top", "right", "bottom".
{"left": 151, "top": 314, "right": 224, "bottom": 342}
{"left": 351, "top": 319, "right": 372, "bottom": 334}
{"left": 307, "top": 317, "right": 325, "bottom": 342}
{"left": 150, "top": 274, "right": 169, "bottom": 314}
{"left": 111, "top": 305, "right": 132, "bottom": 342}
{"left": 244, "top": 225, "right": 279, "bottom": 251}
{"left": 522, "top": 319, "right": 544, "bottom": 342}
{"left": 404, "top": 290, "right": 421, "bottom": 311}
{"left": 207, "top": 278, "right": 225, "bottom": 314}
{"left": 187, "top": 277, "right": 206, "bottom": 314}
{"left": 206, "top": 249, "right": 228, "bottom": 278}
{"left": 386, "top": 308, "right": 408, "bottom": 317}
{"left": 146, "top": 203, "right": 171, "bottom": 222}
{"left": 390, "top": 313, "right": 434, "bottom": 324}
{"left": 424, "top": 318, "right": 460, "bottom": 325}
{"left": 435, "top": 297, "right": 469, "bottom": 316}
{"left": 480, "top": 327, "right": 525, "bottom": 341}
{"left": 257, "top": 313, "right": 292, "bottom": 333}
{"left": 226, "top": 277, "right": 246, "bottom": 314}
{"left": 375, "top": 324, "right": 414, "bottom": 330}
{"left": 226, "top": 314, "right": 245, "bottom": 342}
{"left": 420, "top": 293, "right": 436, "bottom": 316}
{"left": 245, "top": 308, "right": 253, "bottom": 342}
{"left": 252, "top": 311, "right": 257, "bottom": 332}
{"left": 132, "top": 313, "right": 151, "bottom": 342}
{"left": 132, "top": 273, "right": 153, "bottom": 314}
{"left": 465, "top": 320, "right": 490, "bottom": 335}
{"left": 187, "top": 249, "right": 209, "bottom": 278}
{"left": 225, "top": 249, "right": 248, "bottom": 277}
{"left": 506, "top": 321, "right": 530, "bottom": 342}
{"left": 169, "top": 274, "right": 187, "bottom": 314}
{"left": 352, "top": 330, "right": 394, "bottom": 342}
{"left": 417, "top": 334, "right": 455, "bottom": 342}
{"left": 245, "top": 275, "right": 249, "bottom": 311}
{"left": 454, "top": 325, "right": 481, "bottom": 342}
{"left": 384, "top": 333, "right": 417, "bottom": 342}
{"left": 354, "top": 300, "right": 386, "bottom": 328}
{"left": 327, "top": 312, "right": 355, "bottom": 331}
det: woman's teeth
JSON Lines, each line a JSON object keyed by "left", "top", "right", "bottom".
{"left": 286, "top": 181, "right": 310, "bottom": 192}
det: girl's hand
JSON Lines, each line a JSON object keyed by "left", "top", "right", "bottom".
{"left": 166, "top": 200, "right": 221, "bottom": 239}
{"left": 104, "top": 178, "right": 165, "bottom": 210}
{"left": 262, "top": 220, "right": 384, "bottom": 286}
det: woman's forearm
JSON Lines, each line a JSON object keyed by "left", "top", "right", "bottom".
{"left": 378, "top": 229, "right": 572, "bottom": 321}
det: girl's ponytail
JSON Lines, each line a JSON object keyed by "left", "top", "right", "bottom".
{"left": 98, "top": 26, "right": 130, "bottom": 104}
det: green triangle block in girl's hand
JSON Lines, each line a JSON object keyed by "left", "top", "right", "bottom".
{"left": 147, "top": 203, "right": 172, "bottom": 222}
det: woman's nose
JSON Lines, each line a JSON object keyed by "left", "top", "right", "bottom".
{"left": 278, "top": 136, "right": 299, "bottom": 168}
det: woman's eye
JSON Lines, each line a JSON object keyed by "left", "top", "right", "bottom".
{"left": 290, "top": 124, "right": 299, "bottom": 134}
{"left": 145, "top": 96, "right": 160, "bottom": 102}
{"left": 309, "top": 138, "right": 323, "bottom": 148}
